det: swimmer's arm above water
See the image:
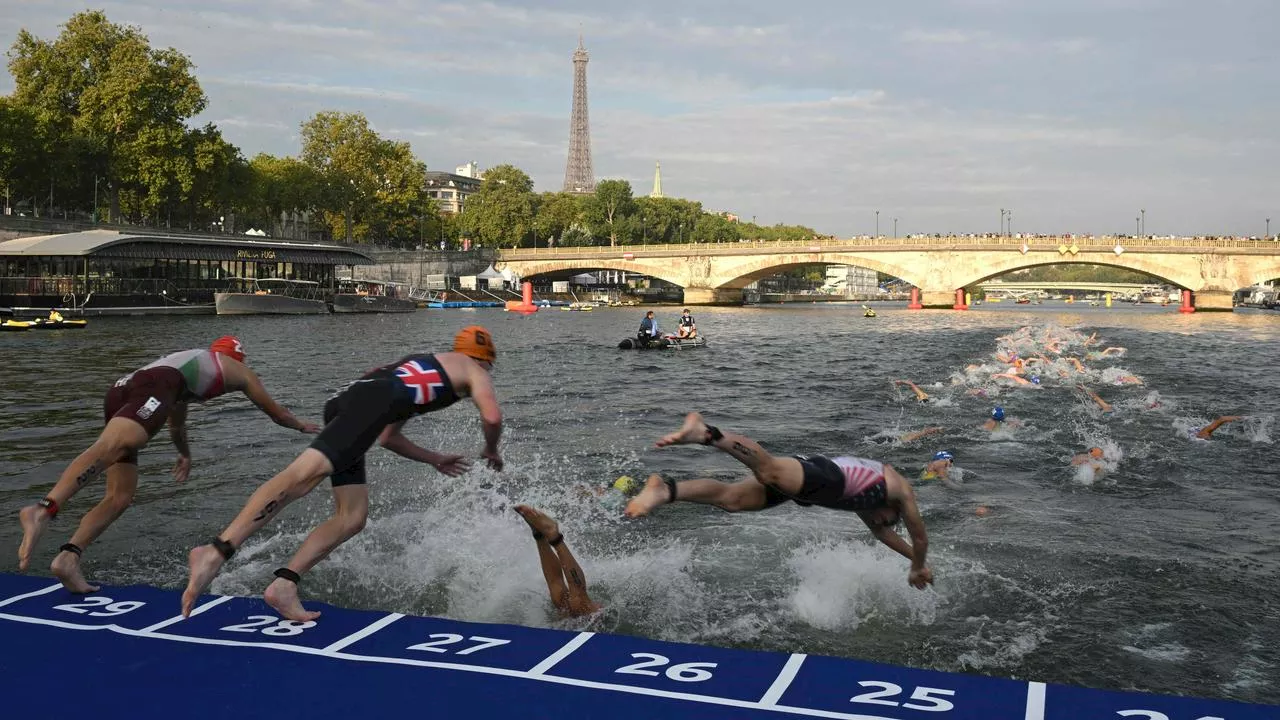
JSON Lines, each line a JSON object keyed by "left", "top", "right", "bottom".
{"left": 378, "top": 420, "right": 472, "bottom": 476}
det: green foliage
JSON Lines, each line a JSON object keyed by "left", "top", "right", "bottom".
{"left": 583, "top": 179, "right": 635, "bottom": 246}
{"left": 0, "top": 9, "right": 825, "bottom": 245}
{"left": 1006, "top": 264, "right": 1154, "bottom": 284}
{"left": 458, "top": 164, "right": 535, "bottom": 248}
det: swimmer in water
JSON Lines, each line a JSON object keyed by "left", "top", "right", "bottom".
{"left": 625, "top": 412, "right": 933, "bottom": 590}
{"left": 1070, "top": 447, "right": 1106, "bottom": 469}
{"left": 1190, "top": 416, "right": 1243, "bottom": 440}
{"left": 982, "top": 406, "right": 1010, "bottom": 431}
{"left": 920, "top": 450, "right": 963, "bottom": 489}
{"left": 893, "top": 379, "right": 931, "bottom": 403}
{"left": 1077, "top": 385, "right": 1113, "bottom": 414}
{"left": 514, "top": 505, "right": 601, "bottom": 617}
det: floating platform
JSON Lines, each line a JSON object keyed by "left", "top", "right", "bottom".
{"left": 0, "top": 573, "right": 1273, "bottom": 719}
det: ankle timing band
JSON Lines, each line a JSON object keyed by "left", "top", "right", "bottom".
{"left": 664, "top": 477, "right": 678, "bottom": 503}
{"left": 211, "top": 537, "right": 236, "bottom": 560}
{"left": 273, "top": 567, "right": 301, "bottom": 584}
{"left": 39, "top": 497, "right": 59, "bottom": 518}
{"left": 703, "top": 425, "right": 723, "bottom": 445}
{"left": 59, "top": 543, "right": 82, "bottom": 556}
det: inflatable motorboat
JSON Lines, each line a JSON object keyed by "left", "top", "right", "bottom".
{"left": 29, "top": 317, "right": 88, "bottom": 330}
{"left": 617, "top": 334, "right": 707, "bottom": 350}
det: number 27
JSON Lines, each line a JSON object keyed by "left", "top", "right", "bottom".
{"left": 851, "top": 681, "right": 955, "bottom": 712}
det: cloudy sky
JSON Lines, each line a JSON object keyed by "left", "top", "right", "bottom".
{"left": 2, "top": 1, "right": 1276, "bottom": 237}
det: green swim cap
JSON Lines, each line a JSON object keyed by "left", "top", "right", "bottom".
{"left": 613, "top": 475, "right": 639, "bottom": 494}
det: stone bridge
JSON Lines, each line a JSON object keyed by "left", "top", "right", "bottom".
{"left": 495, "top": 236, "right": 1280, "bottom": 310}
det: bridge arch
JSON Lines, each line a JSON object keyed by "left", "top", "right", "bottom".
{"left": 710, "top": 254, "right": 923, "bottom": 290}
{"left": 494, "top": 259, "right": 688, "bottom": 289}
{"left": 955, "top": 255, "right": 1193, "bottom": 290}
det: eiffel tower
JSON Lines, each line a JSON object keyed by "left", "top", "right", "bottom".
{"left": 562, "top": 35, "right": 595, "bottom": 194}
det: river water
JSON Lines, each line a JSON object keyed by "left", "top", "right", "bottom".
{"left": 1, "top": 302, "right": 1277, "bottom": 706}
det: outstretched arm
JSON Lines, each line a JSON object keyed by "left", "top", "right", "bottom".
{"left": 1197, "top": 415, "right": 1242, "bottom": 439}
{"left": 469, "top": 369, "right": 504, "bottom": 470}
{"left": 238, "top": 369, "right": 320, "bottom": 433}
{"left": 378, "top": 420, "right": 471, "bottom": 476}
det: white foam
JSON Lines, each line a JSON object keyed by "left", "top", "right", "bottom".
{"left": 784, "top": 539, "right": 939, "bottom": 632}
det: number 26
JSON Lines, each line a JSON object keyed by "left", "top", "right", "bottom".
{"left": 1117, "top": 712, "right": 1224, "bottom": 720}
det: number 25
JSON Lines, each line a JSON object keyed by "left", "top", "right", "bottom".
{"left": 851, "top": 681, "right": 955, "bottom": 712}
{"left": 1117, "top": 712, "right": 1225, "bottom": 720}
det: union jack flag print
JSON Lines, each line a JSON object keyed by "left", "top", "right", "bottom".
{"left": 395, "top": 360, "right": 445, "bottom": 405}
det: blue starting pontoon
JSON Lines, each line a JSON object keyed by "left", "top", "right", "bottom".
{"left": 0, "top": 573, "right": 1273, "bottom": 720}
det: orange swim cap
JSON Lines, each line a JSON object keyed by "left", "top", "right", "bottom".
{"left": 210, "top": 335, "right": 245, "bottom": 363}
{"left": 453, "top": 325, "right": 496, "bottom": 364}
{"left": 1089, "top": 447, "right": 1104, "bottom": 459}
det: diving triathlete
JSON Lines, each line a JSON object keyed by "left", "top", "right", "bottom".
{"left": 514, "top": 505, "right": 601, "bottom": 618}
{"left": 181, "top": 326, "right": 505, "bottom": 622}
{"left": 625, "top": 412, "right": 933, "bottom": 590}
{"left": 16, "top": 336, "right": 320, "bottom": 593}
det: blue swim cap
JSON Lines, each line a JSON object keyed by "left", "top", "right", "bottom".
{"left": 1031, "top": 375, "right": 1041, "bottom": 385}
{"left": 992, "top": 407, "right": 1005, "bottom": 421}
{"left": 933, "top": 450, "right": 954, "bottom": 461}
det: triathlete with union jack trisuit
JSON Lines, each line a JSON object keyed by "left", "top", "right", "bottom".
{"left": 625, "top": 412, "right": 933, "bottom": 590}
{"left": 181, "top": 326, "right": 504, "bottom": 622}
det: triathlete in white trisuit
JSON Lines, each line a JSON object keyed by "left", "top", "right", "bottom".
{"left": 625, "top": 412, "right": 934, "bottom": 590}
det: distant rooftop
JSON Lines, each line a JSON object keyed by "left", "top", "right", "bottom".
{"left": 0, "top": 229, "right": 375, "bottom": 265}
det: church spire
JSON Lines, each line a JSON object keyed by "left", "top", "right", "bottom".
{"left": 650, "top": 160, "right": 663, "bottom": 198}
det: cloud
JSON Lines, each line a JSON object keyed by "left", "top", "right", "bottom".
{"left": 0, "top": 0, "right": 1276, "bottom": 236}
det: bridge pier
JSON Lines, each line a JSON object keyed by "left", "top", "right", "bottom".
{"left": 920, "top": 291, "right": 959, "bottom": 309}
{"left": 1191, "top": 290, "right": 1234, "bottom": 312}
{"left": 682, "top": 287, "right": 744, "bottom": 306}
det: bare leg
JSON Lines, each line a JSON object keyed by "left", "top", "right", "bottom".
{"left": 18, "top": 418, "right": 146, "bottom": 571}
{"left": 264, "top": 483, "right": 368, "bottom": 622}
{"left": 515, "top": 507, "right": 570, "bottom": 612}
{"left": 625, "top": 473, "right": 768, "bottom": 517}
{"left": 50, "top": 463, "right": 138, "bottom": 593}
{"left": 182, "top": 448, "right": 334, "bottom": 617}
{"left": 654, "top": 412, "right": 806, "bottom": 494}
{"left": 515, "top": 506, "right": 599, "bottom": 616}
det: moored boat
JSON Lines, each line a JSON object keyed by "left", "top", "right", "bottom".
{"left": 214, "top": 278, "right": 329, "bottom": 315}
{"left": 617, "top": 334, "right": 707, "bottom": 350}
{"left": 331, "top": 280, "right": 418, "bottom": 313}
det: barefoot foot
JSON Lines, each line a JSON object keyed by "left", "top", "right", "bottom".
{"left": 51, "top": 550, "right": 100, "bottom": 593}
{"left": 17, "top": 505, "right": 51, "bottom": 572}
{"left": 655, "top": 412, "right": 710, "bottom": 448}
{"left": 182, "top": 545, "right": 226, "bottom": 617}
{"left": 264, "top": 577, "right": 320, "bottom": 622}
{"left": 514, "top": 505, "right": 560, "bottom": 541}
{"left": 624, "top": 474, "right": 672, "bottom": 518}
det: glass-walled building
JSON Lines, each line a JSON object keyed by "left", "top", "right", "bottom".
{"left": 0, "top": 229, "right": 374, "bottom": 313}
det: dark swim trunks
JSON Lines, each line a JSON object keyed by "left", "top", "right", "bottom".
{"left": 309, "top": 379, "right": 418, "bottom": 487}
{"left": 102, "top": 367, "right": 187, "bottom": 463}
{"left": 761, "top": 454, "right": 889, "bottom": 512}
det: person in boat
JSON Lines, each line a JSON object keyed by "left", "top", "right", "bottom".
{"left": 514, "top": 505, "right": 600, "bottom": 618}
{"left": 675, "top": 309, "right": 698, "bottom": 339}
{"left": 625, "top": 412, "right": 933, "bottom": 590}
{"left": 48, "top": 309, "right": 64, "bottom": 323}
{"left": 17, "top": 336, "right": 321, "bottom": 594}
{"left": 181, "top": 326, "right": 505, "bottom": 622}
{"left": 638, "top": 311, "right": 661, "bottom": 343}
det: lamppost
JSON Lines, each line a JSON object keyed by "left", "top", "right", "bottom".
{"left": 1267, "top": 218, "right": 1271, "bottom": 239}
{"left": 642, "top": 214, "right": 647, "bottom": 243}
{"left": 1006, "top": 211, "right": 1012, "bottom": 238}
{"left": 1140, "top": 208, "right": 1145, "bottom": 237}
{"left": 875, "top": 210, "right": 879, "bottom": 238}
{"left": 1000, "top": 208, "right": 1006, "bottom": 237}
{"left": 893, "top": 217, "right": 899, "bottom": 237}
{"left": 93, "top": 176, "right": 99, "bottom": 224}
{"left": 1135, "top": 217, "right": 1140, "bottom": 237}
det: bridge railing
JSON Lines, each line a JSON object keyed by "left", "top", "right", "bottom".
{"left": 499, "top": 235, "right": 1279, "bottom": 260}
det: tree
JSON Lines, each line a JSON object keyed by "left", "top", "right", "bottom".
{"left": 692, "top": 213, "right": 740, "bottom": 243}
{"left": 534, "top": 191, "right": 584, "bottom": 247}
{"left": 584, "top": 179, "right": 635, "bottom": 246}
{"left": 458, "top": 164, "right": 535, "bottom": 248}
{"left": 6, "top": 10, "right": 207, "bottom": 221}
{"left": 299, "top": 111, "right": 387, "bottom": 242}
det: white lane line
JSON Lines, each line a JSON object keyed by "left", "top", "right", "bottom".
{"left": 1025, "top": 681, "right": 1047, "bottom": 720}
{"left": 322, "top": 613, "right": 404, "bottom": 653}
{"left": 759, "top": 653, "right": 807, "bottom": 706}
{"left": 527, "top": 631, "right": 594, "bottom": 675}
{"left": 139, "top": 595, "right": 233, "bottom": 633}
{"left": 0, "top": 582, "right": 62, "bottom": 608}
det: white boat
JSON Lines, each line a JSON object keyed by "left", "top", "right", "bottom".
{"left": 214, "top": 278, "right": 329, "bottom": 315}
